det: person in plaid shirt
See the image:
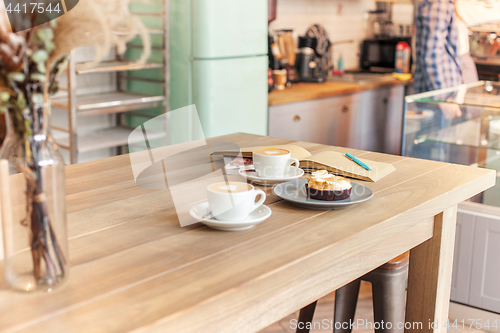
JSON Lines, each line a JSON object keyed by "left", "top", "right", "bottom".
{"left": 414, "top": 0, "right": 463, "bottom": 94}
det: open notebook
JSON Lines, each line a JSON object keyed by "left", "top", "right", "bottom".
{"left": 212, "top": 144, "right": 395, "bottom": 182}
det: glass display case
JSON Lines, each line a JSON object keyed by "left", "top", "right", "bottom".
{"left": 403, "top": 81, "right": 500, "bottom": 207}
{"left": 404, "top": 81, "right": 500, "bottom": 314}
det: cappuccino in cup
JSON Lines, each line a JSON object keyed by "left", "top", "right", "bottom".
{"left": 207, "top": 182, "right": 266, "bottom": 221}
{"left": 253, "top": 148, "right": 300, "bottom": 179}
{"left": 253, "top": 148, "right": 290, "bottom": 156}
{"left": 208, "top": 182, "right": 252, "bottom": 193}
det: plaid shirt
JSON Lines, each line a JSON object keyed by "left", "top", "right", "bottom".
{"left": 414, "top": 0, "right": 463, "bottom": 93}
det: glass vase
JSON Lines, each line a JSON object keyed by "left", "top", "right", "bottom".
{"left": 0, "top": 103, "right": 68, "bottom": 292}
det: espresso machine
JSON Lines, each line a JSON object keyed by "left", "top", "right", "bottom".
{"left": 296, "top": 26, "right": 331, "bottom": 82}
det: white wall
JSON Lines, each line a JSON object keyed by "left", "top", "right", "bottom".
{"left": 270, "top": 0, "right": 414, "bottom": 69}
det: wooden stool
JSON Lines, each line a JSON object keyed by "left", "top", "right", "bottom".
{"left": 297, "top": 252, "right": 410, "bottom": 333}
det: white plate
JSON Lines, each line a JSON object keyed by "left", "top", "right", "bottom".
{"left": 190, "top": 202, "right": 272, "bottom": 231}
{"left": 238, "top": 166, "right": 304, "bottom": 186}
{"left": 273, "top": 179, "right": 374, "bottom": 209}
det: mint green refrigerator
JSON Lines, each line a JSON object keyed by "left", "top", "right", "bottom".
{"left": 169, "top": 0, "right": 269, "bottom": 144}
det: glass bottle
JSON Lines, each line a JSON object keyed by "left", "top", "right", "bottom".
{"left": 0, "top": 103, "right": 68, "bottom": 292}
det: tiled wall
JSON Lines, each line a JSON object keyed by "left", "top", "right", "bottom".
{"left": 270, "top": 0, "right": 414, "bottom": 69}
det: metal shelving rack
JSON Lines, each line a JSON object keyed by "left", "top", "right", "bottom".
{"left": 53, "top": 3, "right": 169, "bottom": 164}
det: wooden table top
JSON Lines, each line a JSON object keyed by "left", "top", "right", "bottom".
{"left": 0, "top": 133, "right": 495, "bottom": 333}
{"left": 268, "top": 79, "right": 406, "bottom": 106}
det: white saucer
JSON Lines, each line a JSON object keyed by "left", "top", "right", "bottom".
{"left": 239, "top": 166, "right": 304, "bottom": 186}
{"left": 189, "top": 202, "right": 272, "bottom": 231}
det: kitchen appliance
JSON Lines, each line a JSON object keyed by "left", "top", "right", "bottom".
{"left": 360, "top": 37, "right": 411, "bottom": 72}
{"left": 169, "top": 0, "right": 268, "bottom": 143}
{"left": 296, "top": 45, "right": 324, "bottom": 82}
{"left": 365, "top": 2, "right": 393, "bottom": 39}
{"left": 469, "top": 23, "right": 500, "bottom": 81}
{"left": 469, "top": 23, "right": 500, "bottom": 59}
{"left": 296, "top": 27, "right": 330, "bottom": 83}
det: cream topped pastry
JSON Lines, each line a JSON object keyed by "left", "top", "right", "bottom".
{"left": 307, "top": 170, "right": 352, "bottom": 191}
{"left": 306, "top": 170, "right": 352, "bottom": 201}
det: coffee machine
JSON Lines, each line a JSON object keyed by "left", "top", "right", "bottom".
{"left": 296, "top": 27, "right": 330, "bottom": 83}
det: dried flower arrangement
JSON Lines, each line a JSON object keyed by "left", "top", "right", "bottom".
{"left": 0, "top": 0, "right": 151, "bottom": 288}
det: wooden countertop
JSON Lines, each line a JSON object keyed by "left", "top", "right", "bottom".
{"left": 0, "top": 133, "right": 494, "bottom": 333}
{"left": 268, "top": 78, "right": 407, "bottom": 106}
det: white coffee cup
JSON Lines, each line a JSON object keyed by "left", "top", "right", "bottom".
{"left": 207, "top": 182, "right": 266, "bottom": 221}
{"left": 253, "top": 148, "right": 300, "bottom": 179}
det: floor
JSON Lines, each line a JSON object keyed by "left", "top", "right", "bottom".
{"left": 259, "top": 282, "right": 487, "bottom": 333}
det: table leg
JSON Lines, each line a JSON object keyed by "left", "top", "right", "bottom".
{"left": 405, "top": 205, "right": 458, "bottom": 333}
{"left": 296, "top": 301, "right": 318, "bottom": 333}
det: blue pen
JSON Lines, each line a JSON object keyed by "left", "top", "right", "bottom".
{"left": 345, "top": 152, "right": 371, "bottom": 171}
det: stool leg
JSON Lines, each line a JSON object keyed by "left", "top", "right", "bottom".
{"left": 366, "top": 265, "right": 408, "bottom": 333}
{"left": 333, "top": 279, "right": 361, "bottom": 333}
{"left": 296, "top": 300, "right": 318, "bottom": 333}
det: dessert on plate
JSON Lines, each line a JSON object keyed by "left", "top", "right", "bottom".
{"left": 305, "top": 170, "right": 352, "bottom": 201}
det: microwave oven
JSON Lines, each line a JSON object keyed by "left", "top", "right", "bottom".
{"left": 360, "top": 37, "right": 411, "bottom": 71}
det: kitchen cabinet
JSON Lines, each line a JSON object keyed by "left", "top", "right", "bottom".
{"left": 268, "top": 85, "right": 405, "bottom": 155}
{"left": 404, "top": 81, "right": 500, "bottom": 314}
{"left": 451, "top": 209, "right": 476, "bottom": 305}
{"left": 469, "top": 209, "right": 500, "bottom": 312}
{"left": 452, "top": 202, "right": 500, "bottom": 314}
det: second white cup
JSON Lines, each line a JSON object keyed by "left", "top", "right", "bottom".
{"left": 253, "top": 148, "right": 300, "bottom": 179}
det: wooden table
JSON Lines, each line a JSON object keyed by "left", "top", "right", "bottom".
{"left": 0, "top": 133, "right": 495, "bottom": 333}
